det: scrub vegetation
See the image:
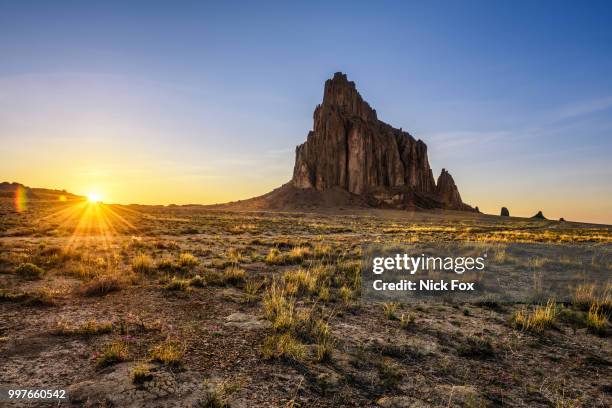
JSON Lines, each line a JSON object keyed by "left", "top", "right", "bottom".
{"left": 0, "top": 198, "right": 610, "bottom": 407}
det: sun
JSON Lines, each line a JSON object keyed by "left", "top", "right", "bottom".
{"left": 87, "top": 192, "right": 103, "bottom": 203}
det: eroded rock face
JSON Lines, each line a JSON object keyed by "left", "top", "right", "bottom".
{"left": 292, "top": 72, "right": 472, "bottom": 211}
{"left": 501, "top": 207, "right": 510, "bottom": 216}
{"left": 436, "top": 168, "right": 465, "bottom": 210}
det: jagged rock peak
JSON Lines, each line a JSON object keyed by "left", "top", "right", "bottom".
{"left": 320, "top": 72, "right": 377, "bottom": 121}
{"left": 291, "top": 73, "right": 474, "bottom": 211}
{"left": 435, "top": 169, "right": 464, "bottom": 210}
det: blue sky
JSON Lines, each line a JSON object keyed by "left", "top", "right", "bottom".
{"left": 1, "top": 1, "right": 611, "bottom": 223}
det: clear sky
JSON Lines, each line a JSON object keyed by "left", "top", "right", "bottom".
{"left": 1, "top": 1, "right": 611, "bottom": 223}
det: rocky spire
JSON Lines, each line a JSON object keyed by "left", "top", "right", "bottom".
{"left": 435, "top": 169, "right": 464, "bottom": 210}
{"left": 292, "top": 72, "right": 473, "bottom": 211}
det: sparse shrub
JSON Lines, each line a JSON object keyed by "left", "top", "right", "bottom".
{"left": 54, "top": 320, "right": 112, "bottom": 336}
{"left": 0, "top": 288, "right": 55, "bottom": 306}
{"left": 261, "top": 332, "right": 306, "bottom": 362}
{"left": 286, "top": 246, "right": 311, "bottom": 264}
{"left": 178, "top": 252, "right": 199, "bottom": 268}
{"left": 81, "top": 274, "right": 124, "bottom": 296}
{"left": 223, "top": 266, "right": 246, "bottom": 285}
{"left": 68, "top": 320, "right": 113, "bottom": 336}
{"left": 132, "top": 254, "right": 154, "bottom": 274}
{"left": 164, "top": 276, "right": 191, "bottom": 291}
{"left": 283, "top": 268, "right": 316, "bottom": 296}
{"left": 202, "top": 380, "right": 240, "bottom": 408}
{"left": 149, "top": 339, "right": 184, "bottom": 367}
{"left": 157, "top": 257, "right": 178, "bottom": 272}
{"left": 15, "top": 263, "right": 45, "bottom": 279}
{"left": 339, "top": 285, "right": 352, "bottom": 304}
{"left": 226, "top": 248, "right": 246, "bottom": 264}
{"left": 189, "top": 275, "right": 206, "bottom": 287}
{"left": 317, "top": 285, "right": 330, "bottom": 302}
{"left": 336, "top": 259, "right": 361, "bottom": 290}
{"left": 27, "top": 288, "right": 56, "bottom": 306}
{"left": 399, "top": 313, "right": 415, "bottom": 329}
{"left": 312, "top": 320, "right": 334, "bottom": 362}
{"left": 264, "top": 248, "right": 284, "bottom": 265}
{"left": 511, "top": 299, "right": 557, "bottom": 333}
{"left": 313, "top": 243, "right": 332, "bottom": 258}
{"left": 131, "top": 363, "right": 153, "bottom": 384}
{"left": 244, "top": 279, "right": 264, "bottom": 301}
{"left": 263, "top": 282, "right": 295, "bottom": 331}
{"left": 96, "top": 340, "right": 129, "bottom": 368}
{"left": 383, "top": 302, "right": 399, "bottom": 320}
{"left": 573, "top": 283, "right": 611, "bottom": 314}
{"left": 201, "top": 269, "right": 225, "bottom": 286}
{"left": 586, "top": 304, "right": 609, "bottom": 336}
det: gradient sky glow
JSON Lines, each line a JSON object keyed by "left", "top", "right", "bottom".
{"left": 1, "top": 1, "right": 611, "bottom": 223}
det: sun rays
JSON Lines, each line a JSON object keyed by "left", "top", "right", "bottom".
{"left": 34, "top": 199, "right": 140, "bottom": 263}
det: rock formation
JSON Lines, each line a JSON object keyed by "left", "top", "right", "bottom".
{"left": 291, "top": 72, "right": 473, "bottom": 211}
{"left": 500, "top": 207, "right": 510, "bottom": 216}
{"left": 532, "top": 211, "right": 546, "bottom": 220}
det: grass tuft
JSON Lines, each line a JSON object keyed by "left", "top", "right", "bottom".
{"left": 131, "top": 363, "right": 153, "bottom": 384}
{"left": 178, "top": 252, "right": 199, "bottom": 268}
{"left": 132, "top": 254, "right": 155, "bottom": 274}
{"left": 96, "top": 340, "right": 129, "bottom": 368}
{"left": 149, "top": 339, "right": 184, "bottom": 367}
{"left": 81, "top": 274, "right": 124, "bottom": 296}
{"left": 15, "top": 263, "right": 45, "bottom": 279}
{"left": 511, "top": 299, "right": 557, "bottom": 333}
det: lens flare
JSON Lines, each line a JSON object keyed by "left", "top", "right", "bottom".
{"left": 14, "top": 185, "right": 28, "bottom": 212}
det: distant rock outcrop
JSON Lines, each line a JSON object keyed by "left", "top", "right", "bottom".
{"left": 0, "top": 182, "right": 82, "bottom": 201}
{"left": 500, "top": 207, "right": 510, "bottom": 217}
{"left": 532, "top": 211, "right": 546, "bottom": 220}
{"left": 291, "top": 72, "right": 473, "bottom": 211}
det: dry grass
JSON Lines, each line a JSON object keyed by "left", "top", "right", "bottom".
{"left": 0, "top": 288, "right": 56, "bottom": 306}
{"left": 131, "top": 363, "right": 153, "bottom": 384}
{"left": 512, "top": 299, "right": 558, "bottom": 333}
{"left": 283, "top": 268, "right": 316, "bottom": 296}
{"left": 586, "top": 304, "right": 609, "bottom": 336}
{"left": 223, "top": 266, "right": 246, "bottom": 285}
{"left": 264, "top": 248, "right": 284, "bottom": 265}
{"left": 132, "top": 253, "right": 155, "bottom": 274}
{"left": 81, "top": 274, "right": 125, "bottom": 296}
{"left": 178, "top": 252, "right": 199, "bottom": 268}
{"left": 55, "top": 320, "right": 113, "bottom": 336}
{"left": 263, "top": 282, "right": 295, "bottom": 331}
{"left": 261, "top": 332, "right": 306, "bottom": 362}
{"left": 164, "top": 276, "right": 191, "bottom": 291}
{"left": 15, "top": 262, "right": 45, "bottom": 279}
{"left": 96, "top": 340, "right": 129, "bottom": 368}
{"left": 383, "top": 302, "right": 399, "bottom": 320}
{"left": 149, "top": 339, "right": 185, "bottom": 367}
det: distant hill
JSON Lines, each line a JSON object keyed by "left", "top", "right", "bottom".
{"left": 0, "top": 182, "right": 84, "bottom": 201}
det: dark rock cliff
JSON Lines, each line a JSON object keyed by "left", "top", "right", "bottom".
{"left": 292, "top": 72, "right": 473, "bottom": 211}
